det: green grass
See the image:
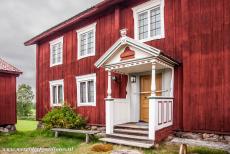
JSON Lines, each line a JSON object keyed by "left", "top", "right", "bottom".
{"left": 0, "top": 120, "right": 228, "bottom": 154}
{"left": 0, "top": 130, "right": 84, "bottom": 149}
{"left": 16, "top": 120, "right": 38, "bottom": 132}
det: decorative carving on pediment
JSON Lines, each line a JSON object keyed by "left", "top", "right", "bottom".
{"left": 120, "top": 47, "right": 135, "bottom": 61}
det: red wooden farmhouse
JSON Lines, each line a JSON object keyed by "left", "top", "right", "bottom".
{"left": 25, "top": 0, "right": 230, "bottom": 147}
{"left": 0, "top": 58, "right": 22, "bottom": 130}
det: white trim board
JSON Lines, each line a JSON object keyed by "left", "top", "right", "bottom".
{"left": 49, "top": 79, "right": 64, "bottom": 107}
{"left": 76, "top": 73, "right": 97, "bottom": 107}
{"left": 49, "top": 36, "right": 64, "bottom": 67}
{"left": 132, "top": 0, "right": 165, "bottom": 42}
{"left": 76, "top": 22, "right": 97, "bottom": 60}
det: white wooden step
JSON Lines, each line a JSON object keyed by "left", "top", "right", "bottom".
{"left": 115, "top": 124, "right": 148, "bottom": 130}
{"left": 108, "top": 133, "right": 152, "bottom": 142}
{"left": 100, "top": 138, "right": 154, "bottom": 148}
{"left": 114, "top": 128, "right": 148, "bottom": 135}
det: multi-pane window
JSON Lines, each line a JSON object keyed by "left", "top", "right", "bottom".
{"left": 133, "top": 0, "right": 164, "bottom": 41}
{"left": 150, "top": 7, "right": 161, "bottom": 37}
{"left": 76, "top": 74, "right": 96, "bottom": 106}
{"left": 77, "top": 23, "right": 96, "bottom": 59}
{"left": 50, "top": 37, "right": 63, "bottom": 66}
{"left": 79, "top": 30, "right": 94, "bottom": 57}
{"left": 138, "top": 12, "right": 149, "bottom": 40}
{"left": 50, "top": 80, "right": 64, "bottom": 106}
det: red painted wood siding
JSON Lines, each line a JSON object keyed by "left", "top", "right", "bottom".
{"left": 36, "top": 0, "right": 230, "bottom": 133}
{"left": 0, "top": 73, "right": 17, "bottom": 125}
{"left": 36, "top": 9, "right": 127, "bottom": 125}
{"left": 119, "top": 0, "right": 230, "bottom": 133}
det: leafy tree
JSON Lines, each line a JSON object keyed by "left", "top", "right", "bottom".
{"left": 17, "top": 84, "right": 34, "bottom": 117}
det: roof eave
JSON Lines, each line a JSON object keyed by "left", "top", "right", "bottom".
{"left": 0, "top": 70, "right": 23, "bottom": 76}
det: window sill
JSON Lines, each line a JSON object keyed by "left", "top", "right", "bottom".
{"left": 50, "top": 62, "right": 63, "bottom": 67}
{"left": 77, "top": 53, "right": 96, "bottom": 60}
{"left": 138, "top": 35, "right": 165, "bottom": 43}
{"left": 77, "top": 103, "right": 96, "bottom": 107}
{"left": 51, "top": 104, "right": 63, "bottom": 107}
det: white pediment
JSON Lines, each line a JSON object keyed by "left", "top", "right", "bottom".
{"left": 95, "top": 34, "right": 161, "bottom": 68}
{"left": 106, "top": 45, "right": 153, "bottom": 65}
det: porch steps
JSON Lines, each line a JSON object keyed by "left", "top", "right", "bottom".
{"left": 100, "top": 138, "right": 154, "bottom": 148}
{"left": 114, "top": 124, "right": 148, "bottom": 130}
{"left": 100, "top": 123, "right": 154, "bottom": 148}
{"left": 113, "top": 128, "right": 148, "bottom": 136}
{"left": 107, "top": 133, "right": 152, "bottom": 142}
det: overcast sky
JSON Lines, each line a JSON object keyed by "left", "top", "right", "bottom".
{"left": 0, "top": 0, "right": 102, "bottom": 93}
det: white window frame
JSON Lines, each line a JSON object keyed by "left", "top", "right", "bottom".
{"left": 132, "top": 0, "right": 165, "bottom": 42}
{"left": 76, "top": 73, "right": 96, "bottom": 107}
{"left": 49, "top": 36, "right": 64, "bottom": 67}
{"left": 49, "top": 79, "right": 64, "bottom": 107}
{"left": 76, "top": 22, "right": 97, "bottom": 60}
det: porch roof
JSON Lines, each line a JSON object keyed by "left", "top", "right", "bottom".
{"left": 95, "top": 29, "right": 179, "bottom": 73}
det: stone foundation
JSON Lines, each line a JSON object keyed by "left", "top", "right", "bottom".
{"left": 173, "top": 132, "right": 230, "bottom": 144}
{"left": 37, "top": 121, "right": 45, "bottom": 129}
{"left": 0, "top": 124, "right": 16, "bottom": 133}
{"left": 87, "top": 125, "right": 106, "bottom": 138}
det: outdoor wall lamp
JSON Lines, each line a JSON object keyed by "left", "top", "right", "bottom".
{"left": 112, "top": 76, "right": 117, "bottom": 81}
{"left": 131, "top": 75, "right": 136, "bottom": 83}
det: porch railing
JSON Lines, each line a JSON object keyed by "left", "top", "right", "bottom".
{"left": 105, "top": 98, "right": 129, "bottom": 134}
{"left": 154, "top": 97, "right": 173, "bottom": 130}
{"left": 113, "top": 98, "right": 130, "bottom": 125}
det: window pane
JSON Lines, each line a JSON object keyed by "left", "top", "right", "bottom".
{"left": 80, "top": 82, "right": 86, "bottom": 103}
{"left": 80, "top": 33, "right": 87, "bottom": 56}
{"left": 52, "top": 45, "right": 57, "bottom": 64}
{"left": 87, "top": 30, "right": 94, "bottom": 54}
{"left": 56, "top": 43, "right": 62, "bottom": 63}
{"left": 150, "top": 6, "right": 161, "bottom": 37}
{"left": 58, "top": 85, "right": 63, "bottom": 104}
{"left": 51, "top": 42, "right": 62, "bottom": 64}
{"left": 88, "top": 80, "right": 94, "bottom": 102}
{"left": 52, "top": 86, "right": 57, "bottom": 104}
{"left": 138, "top": 11, "right": 148, "bottom": 40}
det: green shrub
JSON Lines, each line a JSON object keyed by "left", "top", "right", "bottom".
{"left": 42, "top": 105, "right": 86, "bottom": 129}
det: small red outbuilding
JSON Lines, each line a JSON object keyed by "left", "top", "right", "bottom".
{"left": 0, "top": 58, "right": 22, "bottom": 127}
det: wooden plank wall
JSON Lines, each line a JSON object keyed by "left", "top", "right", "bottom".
{"left": 36, "top": 8, "right": 127, "bottom": 125}
{"left": 36, "top": 0, "right": 230, "bottom": 132}
{"left": 120, "top": 0, "right": 230, "bottom": 133}
{"left": 181, "top": 0, "right": 230, "bottom": 133}
{"left": 0, "top": 73, "right": 17, "bottom": 125}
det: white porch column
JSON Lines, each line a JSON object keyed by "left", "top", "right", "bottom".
{"left": 107, "top": 71, "right": 112, "bottom": 99}
{"left": 148, "top": 61, "right": 157, "bottom": 140}
{"left": 170, "top": 67, "right": 174, "bottom": 97}
{"left": 105, "top": 70, "right": 114, "bottom": 134}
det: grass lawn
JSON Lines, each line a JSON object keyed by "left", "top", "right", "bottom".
{"left": 0, "top": 120, "right": 228, "bottom": 154}
{"left": 16, "top": 120, "right": 38, "bottom": 132}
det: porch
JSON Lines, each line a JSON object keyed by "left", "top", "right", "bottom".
{"left": 95, "top": 29, "right": 179, "bottom": 147}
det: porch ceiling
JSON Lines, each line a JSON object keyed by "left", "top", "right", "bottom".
{"left": 105, "top": 60, "right": 168, "bottom": 74}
